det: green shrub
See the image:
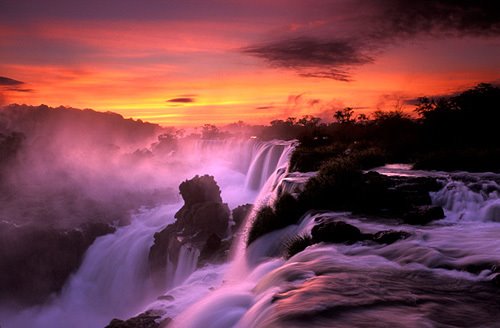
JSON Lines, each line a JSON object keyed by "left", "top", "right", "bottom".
{"left": 283, "top": 234, "right": 314, "bottom": 259}
{"left": 290, "top": 143, "right": 347, "bottom": 172}
{"left": 247, "top": 206, "right": 276, "bottom": 246}
{"left": 299, "top": 157, "right": 364, "bottom": 210}
{"left": 247, "top": 193, "right": 307, "bottom": 246}
{"left": 350, "top": 147, "right": 387, "bottom": 170}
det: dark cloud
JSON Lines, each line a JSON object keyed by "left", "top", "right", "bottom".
{"left": 0, "top": 77, "right": 32, "bottom": 93}
{"left": 373, "top": 0, "right": 500, "bottom": 40}
{"left": 166, "top": 97, "right": 195, "bottom": 103}
{"left": 6, "top": 88, "right": 33, "bottom": 93}
{"left": 244, "top": 0, "right": 500, "bottom": 81}
{"left": 298, "top": 69, "right": 353, "bottom": 82}
{"left": 0, "top": 76, "right": 24, "bottom": 86}
{"left": 256, "top": 106, "right": 275, "bottom": 110}
{"left": 243, "top": 37, "right": 372, "bottom": 81}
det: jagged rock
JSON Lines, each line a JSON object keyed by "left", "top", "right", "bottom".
{"left": 372, "top": 230, "right": 411, "bottom": 244}
{"left": 232, "top": 204, "right": 253, "bottom": 232}
{"left": 175, "top": 201, "right": 230, "bottom": 238}
{"left": 148, "top": 175, "right": 231, "bottom": 290}
{"left": 403, "top": 205, "right": 445, "bottom": 225}
{"left": 105, "top": 311, "right": 171, "bottom": 328}
{"left": 287, "top": 220, "right": 411, "bottom": 258}
{"left": 0, "top": 221, "right": 115, "bottom": 305}
{"left": 311, "top": 220, "right": 364, "bottom": 244}
{"left": 198, "top": 233, "right": 222, "bottom": 265}
{"left": 178, "top": 175, "right": 222, "bottom": 206}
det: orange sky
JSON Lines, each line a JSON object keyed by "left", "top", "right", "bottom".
{"left": 1, "top": 1, "right": 499, "bottom": 127}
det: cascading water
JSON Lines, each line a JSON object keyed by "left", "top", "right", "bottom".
{"left": 1, "top": 138, "right": 296, "bottom": 328}
{"left": 170, "top": 166, "right": 500, "bottom": 328}
{"left": 5, "top": 143, "right": 500, "bottom": 328}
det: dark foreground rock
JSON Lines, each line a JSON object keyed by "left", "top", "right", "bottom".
{"left": 0, "top": 221, "right": 115, "bottom": 305}
{"left": 148, "top": 175, "right": 231, "bottom": 290}
{"left": 106, "top": 311, "right": 171, "bottom": 328}
{"left": 298, "top": 166, "right": 445, "bottom": 225}
{"left": 231, "top": 203, "right": 253, "bottom": 232}
{"left": 286, "top": 218, "right": 412, "bottom": 258}
{"left": 403, "top": 205, "right": 445, "bottom": 225}
{"left": 371, "top": 230, "right": 411, "bottom": 244}
{"left": 311, "top": 220, "right": 363, "bottom": 244}
{"left": 311, "top": 219, "right": 410, "bottom": 246}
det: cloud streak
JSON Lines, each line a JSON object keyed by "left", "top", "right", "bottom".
{"left": 243, "top": 37, "right": 372, "bottom": 82}
{"left": 0, "top": 76, "right": 32, "bottom": 94}
{"left": 0, "top": 76, "right": 24, "bottom": 86}
{"left": 167, "top": 97, "right": 196, "bottom": 103}
{"left": 243, "top": 0, "right": 500, "bottom": 81}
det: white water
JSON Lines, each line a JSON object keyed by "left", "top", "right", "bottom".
{"left": 5, "top": 146, "right": 500, "bottom": 327}
{"left": 1, "top": 139, "right": 296, "bottom": 328}
{"left": 170, "top": 167, "right": 500, "bottom": 328}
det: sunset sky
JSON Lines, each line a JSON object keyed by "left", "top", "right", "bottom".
{"left": 1, "top": 0, "right": 499, "bottom": 126}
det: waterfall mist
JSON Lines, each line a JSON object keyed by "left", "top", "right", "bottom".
{"left": 0, "top": 108, "right": 296, "bottom": 328}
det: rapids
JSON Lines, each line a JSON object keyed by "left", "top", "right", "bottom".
{"left": 2, "top": 141, "right": 500, "bottom": 328}
{"left": 0, "top": 139, "right": 295, "bottom": 328}
{"left": 169, "top": 166, "right": 500, "bottom": 328}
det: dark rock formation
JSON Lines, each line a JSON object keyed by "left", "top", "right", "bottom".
{"left": 371, "top": 230, "right": 411, "bottom": 244}
{"left": 0, "top": 221, "right": 115, "bottom": 305}
{"left": 105, "top": 311, "right": 171, "bottom": 328}
{"left": 232, "top": 203, "right": 253, "bottom": 232}
{"left": 403, "top": 205, "right": 445, "bottom": 225}
{"left": 148, "top": 175, "right": 231, "bottom": 290}
{"left": 311, "top": 220, "right": 364, "bottom": 244}
{"left": 288, "top": 219, "right": 412, "bottom": 258}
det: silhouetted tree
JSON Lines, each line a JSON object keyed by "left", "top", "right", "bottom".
{"left": 334, "top": 107, "right": 355, "bottom": 124}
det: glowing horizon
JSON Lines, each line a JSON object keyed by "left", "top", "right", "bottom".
{"left": 1, "top": 1, "right": 499, "bottom": 127}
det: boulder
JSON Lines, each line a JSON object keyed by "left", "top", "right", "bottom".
{"left": 178, "top": 175, "right": 222, "bottom": 206}
{"left": 311, "top": 220, "right": 364, "bottom": 244}
{"left": 105, "top": 311, "right": 170, "bottom": 328}
{"left": 232, "top": 204, "right": 253, "bottom": 232}
{"left": 372, "top": 230, "right": 411, "bottom": 244}
{"left": 403, "top": 205, "right": 445, "bottom": 225}
{"left": 0, "top": 221, "right": 115, "bottom": 305}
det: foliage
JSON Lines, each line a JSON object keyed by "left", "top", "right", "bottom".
{"left": 247, "top": 193, "right": 305, "bottom": 246}
{"left": 283, "top": 234, "right": 314, "bottom": 259}
{"left": 334, "top": 107, "right": 355, "bottom": 124}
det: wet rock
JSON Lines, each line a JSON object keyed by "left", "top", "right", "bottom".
{"left": 198, "top": 233, "right": 224, "bottom": 265}
{"left": 0, "top": 221, "right": 115, "bottom": 305}
{"left": 403, "top": 205, "right": 445, "bottom": 225}
{"left": 148, "top": 175, "right": 231, "bottom": 289}
{"left": 178, "top": 175, "right": 222, "bottom": 206}
{"left": 232, "top": 203, "right": 253, "bottom": 232}
{"left": 372, "top": 230, "right": 411, "bottom": 244}
{"left": 492, "top": 274, "right": 500, "bottom": 287}
{"left": 311, "top": 220, "right": 364, "bottom": 244}
{"left": 105, "top": 311, "right": 171, "bottom": 328}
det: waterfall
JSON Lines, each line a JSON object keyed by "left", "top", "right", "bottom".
{"left": 432, "top": 178, "right": 500, "bottom": 222}
{"left": 1, "top": 138, "right": 296, "bottom": 328}
{"left": 170, "top": 245, "right": 201, "bottom": 287}
{"left": 171, "top": 168, "right": 500, "bottom": 328}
